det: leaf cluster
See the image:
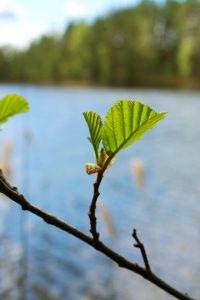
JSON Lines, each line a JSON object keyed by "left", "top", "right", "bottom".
{"left": 84, "top": 100, "right": 166, "bottom": 172}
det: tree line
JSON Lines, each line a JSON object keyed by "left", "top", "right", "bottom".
{"left": 0, "top": 0, "right": 200, "bottom": 88}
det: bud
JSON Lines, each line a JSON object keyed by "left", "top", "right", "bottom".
{"left": 97, "top": 148, "right": 107, "bottom": 167}
{"left": 97, "top": 148, "right": 116, "bottom": 169}
{"left": 84, "top": 163, "right": 102, "bottom": 175}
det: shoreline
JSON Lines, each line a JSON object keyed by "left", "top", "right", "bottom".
{"left": 0, "top": 77, "right": 200, "bottom": 91}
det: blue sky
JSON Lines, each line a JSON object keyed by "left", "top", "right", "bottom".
{"left": 0, "top": 0, "right": 142, "bottom": 48}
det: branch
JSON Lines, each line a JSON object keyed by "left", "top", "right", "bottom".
{"left": 0, "top": 169, "right": 198, "bottom": 300}
{"left": 87, "top": 171, "right": 103, "bottom": 243}
{"left": 132, "top": 229, "right": 151, "bottom": 273}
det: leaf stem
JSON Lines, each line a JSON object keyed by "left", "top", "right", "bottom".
{"left": 102, "top": 154, "right": 115, "bottom": 172}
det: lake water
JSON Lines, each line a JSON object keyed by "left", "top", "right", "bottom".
{"left": 0, "top": 84, "right": 200, "bottom": 300}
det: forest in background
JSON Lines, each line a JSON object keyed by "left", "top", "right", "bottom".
{"left": 0, "top": 0, "right": 200, "bottom": 88}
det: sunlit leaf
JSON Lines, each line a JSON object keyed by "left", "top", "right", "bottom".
{"left": 101, "top": 100, "right": 167, "bottom": 157}
{"left": 83, "top": 111, "right": 103, "bottom": 160}
{"left": 0, "top": 94, "right": 29, "bottom": 125}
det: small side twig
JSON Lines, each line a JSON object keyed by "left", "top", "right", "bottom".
{"left": 87, "top": 171, "right": 103, "bottom": 244}
{"left": 132, "top": 228, "right": 151, "bottom": 273}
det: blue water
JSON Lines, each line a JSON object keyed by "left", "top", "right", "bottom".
{"left": 0, "top": 84, "right": 200, "bottom": 300}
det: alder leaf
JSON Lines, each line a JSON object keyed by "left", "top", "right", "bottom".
{"left": 83, "top": 111, "right": 103, "bottom": 160}
{"left": 101, "top": 100, "right": 167, "bottom": 157}
{"left": 0, "top": 94, "right": 29, "bottom": 125}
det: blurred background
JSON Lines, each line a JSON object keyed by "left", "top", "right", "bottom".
{"left": 0, "top": 0, "right": 200, "bottom": 299}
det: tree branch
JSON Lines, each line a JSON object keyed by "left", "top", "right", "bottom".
{"left": 87, "top": 171, "right": 103, "bottom": 243}
{"left": 132, "top": 228, "right": 151, "bottom": 273}
{"left": 0, "top": 169, "right": 198, "bottom": 300}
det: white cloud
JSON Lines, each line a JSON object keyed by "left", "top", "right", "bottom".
{"left": 113, "top": 0, "right": 139, "bottom": 6}
{"left": 62, "top": 0, "right": 139, "bottom": 22}
{"left": 0, "top": 0, "right": 26, "bottom": 20}
{"left": 63, "top": 1, "right": 90, "bottom": 20}
{"left": 0, "top": 21, "right": 48, "bottom": 48}
{"left": 0, "top": 0, "right": 140, "bottom": 48}
{"left": 0, "top": 1, "right": 47, "bottom": 48}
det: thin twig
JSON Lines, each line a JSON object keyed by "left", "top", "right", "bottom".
{"left": 87, "top": 171, "right": 103, "bottom": 244}
{"left": 0, "top": 169, "right": 198, "bottom": 300}
{"left": 132, "top": 229, "right": 151, "bottom": 273}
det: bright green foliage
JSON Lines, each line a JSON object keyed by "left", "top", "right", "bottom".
{"left": 83, "top": 111, "right": 103, "bottom": 160}
{"left": 0, "top": 94, "right": 29, "bottom": 125}
{"left": 84, "top": 100, "right": 166, "bottom": 171}
{"left": 102, "top": 100, "right": 166, "bottom": 157}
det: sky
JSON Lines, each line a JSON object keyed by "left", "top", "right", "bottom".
{"left": 0, "top": 0, "right": 142, "bottom": 48}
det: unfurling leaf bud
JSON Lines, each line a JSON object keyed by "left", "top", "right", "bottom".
{"left": 85, "top": 163, "right": 102, "bottom": 175}
{"left": 97, "top": 148, "right": 116, "bottom": 169}
{"left": 97, "top": 148, "right": 107, "bottom": 167}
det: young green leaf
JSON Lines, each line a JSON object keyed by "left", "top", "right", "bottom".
{"left": 83, "top": 111, "right": 103, "bottom": 161}
{"left": 0, "top": 94, "right": 29, "bottom": 125}
{"left": 101, "top": 100, "right": 167, "bottom": 157}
